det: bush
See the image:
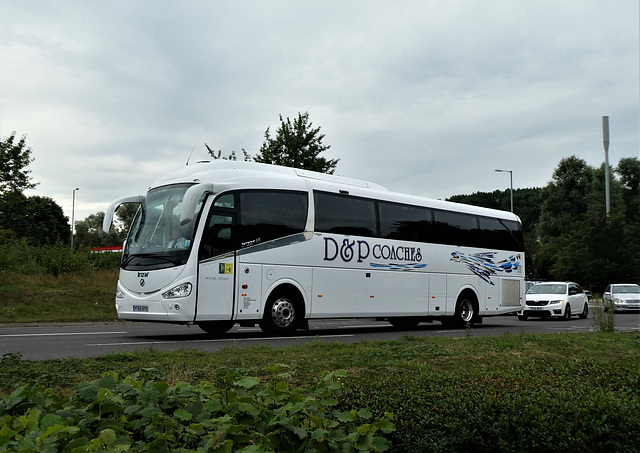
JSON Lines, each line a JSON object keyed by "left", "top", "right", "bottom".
{"left": 342, "top": 360, "right": 640, "bottom": 452}
{"left": 0, "top": 241, "right": 121, "bottom": 276}
{"left": 0, "top": 368, "right": 395, "bottom": 452}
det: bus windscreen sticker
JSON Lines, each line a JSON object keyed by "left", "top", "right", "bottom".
{"left": 219, "top": 263, "right": 234, "bottom": 275}
{"left": 450, "top": 251, "right": 521, "bottom": 285}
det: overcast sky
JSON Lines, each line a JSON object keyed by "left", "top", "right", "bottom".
{"left": 1, "top": 1, "right": 638, "bottom": 223}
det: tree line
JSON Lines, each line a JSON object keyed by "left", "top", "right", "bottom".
{"left": 2, "top": 114, "right": 638, "bottom": 292}
{"left": 449, "top": 155, "right": 640, "bottom": 291}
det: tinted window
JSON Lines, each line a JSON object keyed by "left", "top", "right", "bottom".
{"left": 313, "top": 191, "right": 524, "bottom": 251}
{"left": 239, "top": 191, "right": 308, "bottom": 247}
{"left": 379, "top": 202, "right": 432, "bottom": 241}
{"left": 432, "top": 210, "right": 479, "bottom": 247}
{"left": 314, "top": 192, "right": 376, "bottom": 237}
{"left": 479, "top": 217, "right": 524, "bottom": 251}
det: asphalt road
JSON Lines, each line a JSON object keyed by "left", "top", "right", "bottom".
{"left": 1, "top": 311, "right": 639, "bottom": 361}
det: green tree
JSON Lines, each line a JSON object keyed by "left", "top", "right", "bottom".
{"left": 0, "top": 132, "right": 37, "bottom": 195}
{"left": 615, "top": 157, "right": 640, "bottom": 280}
{"left": 537, "top": 156, "right": 593, "bottom": 241}
{"left": 0, "top": 192, "right": 69, "bottom": 246}
{"left": 254, "top": 112, "right": 338, "bottom": 174}
{"left": 75, "top": 211, "right": 123, "bottom": 248}
{"left": 205, "top": 144, "right": 252, "bottom": 161}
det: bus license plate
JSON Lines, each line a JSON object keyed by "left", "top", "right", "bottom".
{"left": 133, "top": 305, "right": 149, "bottom": 312}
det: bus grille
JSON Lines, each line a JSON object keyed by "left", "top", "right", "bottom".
{"left": 502, "top": 279, "right": 521, "bottom": 307}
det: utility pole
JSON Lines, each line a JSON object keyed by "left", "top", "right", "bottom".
{"left": 71, "top": 187, "right": 79, "bottom": 249}
{"left": 603, "top": 116, "right": 610, "bottom": 215}
{"left": 495, "top": 169, "right": 513, "bottom": 212}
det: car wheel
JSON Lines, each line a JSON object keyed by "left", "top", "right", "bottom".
{"left": 562, "top": 304, "right": 571, "bottom": 320}
{"left": 578, "top": 302, "right": 589, "bottom": 319}
{"left": 517, "top": 314, "right": 528, "bottom": 321}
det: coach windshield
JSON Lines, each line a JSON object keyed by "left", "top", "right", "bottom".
{"left": 122, "top": 184, "right": 203, "bottom": 270}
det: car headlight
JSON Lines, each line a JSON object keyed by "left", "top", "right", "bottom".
{"left": 162, "top": 283, "right": 192, "bottom": 299}
{"left": 550, "top": 300, "right": 563, "bottom": 305}
{"left": 614, "top": 298, "right": 622, "bottom": 304}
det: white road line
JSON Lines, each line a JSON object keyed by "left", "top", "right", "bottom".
{"left": 0, "top": 331, "right": 127, "bottom": 338}
{"left": 87, "top": 333, "right": 355, "bottom": 347}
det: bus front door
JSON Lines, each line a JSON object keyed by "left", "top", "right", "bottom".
{"left": 195, "top": 213, "right": 236, "bottom": 321}
{"left": 196, "top": 254, "right": 236, "bottom": 320}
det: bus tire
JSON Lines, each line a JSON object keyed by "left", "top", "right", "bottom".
{"left": 198, "top": 320, "right": 234, "bottom": 336}
{"left": 388, "top": 317, "right": 420, "bottom": 329}
{"left": 259, "top": 289, "right": 302, "bottom": 335}
{"left": 442, "top": 291, "right": 478, "bottom": 327}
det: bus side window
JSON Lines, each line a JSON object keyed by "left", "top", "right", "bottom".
{"left": 200, "top": 212, "right": 235, "bottom": 260}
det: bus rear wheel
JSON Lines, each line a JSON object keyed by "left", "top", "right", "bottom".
{"left": 442, "top": 292, "right": 478, "bottom": 327}
{"left": 259, "top": 292, "right": 301, "bottom": 335}
{"left": 198, "top": 320, "right": 234, "bottom": 336}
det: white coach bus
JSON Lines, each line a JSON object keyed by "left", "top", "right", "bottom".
{"left": 103, "top": 160, "right": 525, "bottom": 335}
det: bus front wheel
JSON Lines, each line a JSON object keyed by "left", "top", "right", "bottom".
{"left": 198, "top": 320, "right": 234, "bottom": 336}
{"left": 259, "top": 292, "right": 301, "bottom": 335}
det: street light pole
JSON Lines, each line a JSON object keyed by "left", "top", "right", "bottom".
{"left": 495, "top": 169, "right": 513, "bottom": 212}
{"left": 71, "top": 188, "right": 79, "bottom": 250}
{"left": 603, "top": 116, "right": 610, "bottom": 215}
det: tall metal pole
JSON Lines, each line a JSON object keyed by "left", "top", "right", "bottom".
{"left": 603, "top": 116, "right": 610, "bottom": 215}
{"left": 71, "top": 188, "right": 79, "bottom": 249}
{"left": 495, "top": 169, "right": 514, "bottom": 212}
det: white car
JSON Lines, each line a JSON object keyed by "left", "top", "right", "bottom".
{"left": 518, "top": 282, "right": 589, "bottom": 320}
{"left": 603, "top": 284, "right": 640, "bottom": 312}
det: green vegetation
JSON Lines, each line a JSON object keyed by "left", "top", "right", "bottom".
{"left": 0, "top": 242, "right": 120, "bottom": 323}
{"left": 1, "top": 333, "right": 640, "bottom": 452}
{"left": 1, "top": 368, "right": 394, "bottom": 452}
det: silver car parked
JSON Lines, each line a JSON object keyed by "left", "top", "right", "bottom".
{"left": 603, "top": 284, "right": 640, "bottom": 312}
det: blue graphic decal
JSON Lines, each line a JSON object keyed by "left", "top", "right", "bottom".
{"left": 370, "top": 262, "right": 427, "bottom": 271}
{"left": 450, "top": 251, "right": 521, "bottom": 285}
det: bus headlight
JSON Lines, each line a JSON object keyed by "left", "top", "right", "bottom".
{"left": 162, "top": 283, "right": 192, "bottom": 299}
{"left": 116, "top": 287, "right": 125, "bottom": 299}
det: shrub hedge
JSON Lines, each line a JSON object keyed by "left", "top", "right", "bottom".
{"left": 0, "top": 241, "right": 121, "bottom": 276}
{"left": 0, "top": 368, "right": 394, "bottom": 452}
{"left": 342, "top": 359, "right": 640, "bottom": 452}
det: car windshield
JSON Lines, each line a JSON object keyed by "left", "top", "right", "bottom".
{"left": 528, "top": 284, "right": 567, "bottom": 295}
{"left": 614, "top": 285, "right": 640, "bottom": 294}
{"left": 122, "top": 184, "right": 203, "bottom": 270}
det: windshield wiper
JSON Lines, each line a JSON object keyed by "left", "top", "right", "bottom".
{"left": 121, "top": 253, "right": 181, "bottom": 268}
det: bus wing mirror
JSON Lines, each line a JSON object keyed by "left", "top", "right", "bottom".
{"left": 103, "top": 195, "right": 144, "bottom": 233}
{"left": 180, "top": 183, "right": 215, "bottom": 226}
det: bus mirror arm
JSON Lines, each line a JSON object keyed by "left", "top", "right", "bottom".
{"left": 102, "top": 195, "right": 144, "bottom": 233}
{"left": 180, "top": 183, "right": 215, "bottom": 226}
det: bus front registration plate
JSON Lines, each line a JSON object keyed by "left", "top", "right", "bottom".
{"left": 133, "top": 305, "right": 149, "bottom": 312}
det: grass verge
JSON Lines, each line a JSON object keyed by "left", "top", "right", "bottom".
{"left": 2, "top": 332, "right": 640, "bottom": 452}
{"left": 0, "top": 270, "right": 118, "bottom": 322}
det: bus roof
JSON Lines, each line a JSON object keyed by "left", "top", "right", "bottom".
{"left": 151, "top": 160, "right": 520, "bottom": 222}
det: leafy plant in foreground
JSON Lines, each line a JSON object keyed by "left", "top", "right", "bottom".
{"left": 0, "top": 367, "right": 394, "bottom": 452}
